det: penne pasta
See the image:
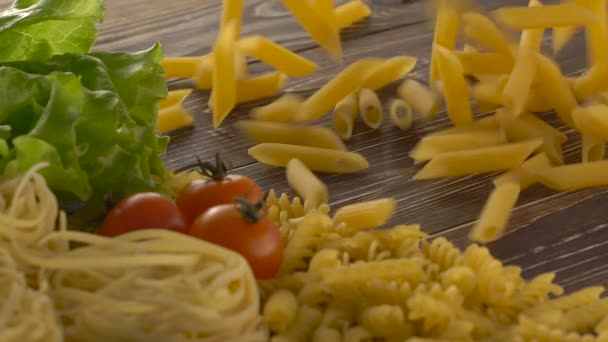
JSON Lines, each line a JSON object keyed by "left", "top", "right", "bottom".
{"left": 410, "top": 129, "right": 505, "bottom": 163}
{"left": 332, "top": 93, "right": 358, "bottom": 140}
{"left": 235, "top": 72, "right": 288, "bottom": 104}
{"left": 389, "top": 99, "right": 413, "bottom": 131}
{"left": 358, "top": 88, "right": 383, "bottom": 129}
{"left": 535, "top": 54, "right": 577, "bottom": 127}
{"left": 362, "top": 56, "right": 418, "bottom": 91}
{"left": 160, "top": 89, "right": 193, "bottom": 109}
{"left": 572, "top": 104, "right": 608, "bottom": 140}
{"left": 334, "top": 0, "right": 372, "bottom": 29}
{"left": 221, "top": 0, "right": 244, "bottom": 39}
{"left": 193, "top": 56, "right": 215, "bottom": 90}
{"left": 572, "top": 64, "right": 608, "bottom": 101}
{"left": 237, "top": 36, "right": 319, "bottom": 77}
{"left": 236, "top": 120, "right": 346, "bottom": 150}
{"left": 397, "top": 79, "right": 440, "bottom": 121}
{"left": 430, "top": 0, "right": 460, "bottom": 83}
{"left": 575, "top": 0, "right": 608, "bottom": 65}
{"left": 281, "top": 0, "right": 342, "bottom": 61}
{"left": 471, "top": 76, "right": 508, "bottom": 109}
{"left": 333, "top": 198, "right": 396, "bottom": 232}
{"left": 582, "top": 134, "right": 606, "bottom": 163}
{"left": 435, "top": 45, "right": 474, "bottom": 126}
{"left": 430, "top": 116, "right": 500, "bottom": 136}
{"left": 493, "top": 153, "right": 552, "bottom": 189}
{"left": 162, "top": 56, "right": 206, "bottom": 79}
{"left": 493, "top": 3, "right": 598, "bottom": 29}
{"left": 455, "top": 52, "right": 514, "bottom": 75}
{"left": 248, "top": 143, "right": 369, "bottom": 173}
{"left": 210, "top": 20, "right": 238, "bottom": 128}
{"left": 525, "top": 88, "right": 553, "bottom": 113}
{"left": 286, "top": 158, "right": 329, "bottom": 208}
{"left": 499, "top": 110, "right": 567, "bottom": 165}
{"left": 532, "top": 160, "right": 608, "bottom": 190}
{"left": 414, "top": 139, "right": 542, "bottom": 180}
{"left": 553, "top": 26, "right": 577, "bottom": 55}
{"left": 462, "top": 12, "right": 513, "bottom": 57}
{"left": 157, "top": 105, "right": 194, "bottom": 133}
{"left": 297, "top": 58, "right": 383, "bottom": 122}
{"left": 250, "top": 94, "right": 303, "bottom": 122}
{"left": 469, "top": 183, "right": 521, "bottom": 243}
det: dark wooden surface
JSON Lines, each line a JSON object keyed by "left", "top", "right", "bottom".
{"left": 10, "top": 0, "right": 607, "bottom": 291}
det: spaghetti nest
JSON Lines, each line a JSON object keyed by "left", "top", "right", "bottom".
{"left": 0, "top": 164, "right": 267, "bottom": 342}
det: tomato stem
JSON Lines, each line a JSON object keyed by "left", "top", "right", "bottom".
{"left": 234, "top": 195, "right": 267, "bottom": 223}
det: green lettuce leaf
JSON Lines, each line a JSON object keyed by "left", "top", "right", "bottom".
{"left": 0, "top": 0, "right": 105, "bottom": 62}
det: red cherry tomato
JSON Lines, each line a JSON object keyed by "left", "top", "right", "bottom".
{"left": 176, "top": 154, "right": 263, "bottom": 224}
{"left": 188, "top": 199, "right": 283, "bottom": 279}
{"left": 99, "top": 192, "right": 188, "bottom": 237}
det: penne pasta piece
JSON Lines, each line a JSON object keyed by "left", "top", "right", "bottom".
{"left": 499, "top": 110, "right": 567, "bottom": 165}
{"left": 286, "top": 158, "right": 329, "bottom": 208}
{"left": 435, "top": 45, "right": 474, "bottom": 126}
{"left": 572, "top": 104, "right": 608, "bottom": 140}
{"left": 472, "top": 76, "right": 508, "bottom": 109}
{"left": 494, "top": 153, "right": 552, "bottom": 189}
{"left": 332, "top": 93, "right": 358, "bottom": 140}
{"left": 397, "top": 79, "right": 440, "bottom": 121}
{"left": 493, "top": 3, "right": 598, "bottom": 29}
{"left": 281, "top": 0, "right": 342, "bottom": 61}
{"left": 162, "top": 56, "right": 206, "bottom": 79}
{"left": 532, "top": 160, "right": 608, "bottom": 190}
{"left": 525, "top": 88, "right": 552, "bottom": 112}
{"left": 333, "top": 198, "right": 396, "bottom": 232}
{"left": 192, "top": 56, "right": 215, "bottom": 90}
{"left": 430, "top": 0, "right": 461, "bottom": 84}
{"left": 221, "top": 0, "right": 244, "bottom": 39}
{"left": 235, "top": 72, "right": 288, "bottom": 104}
{"left": 157, "top": 105, "right": 194, "bottom": 133}
{"left": 572, "top": 64, "right": 608, "bottom": 101}
{"left": 455, "top": 52, "right": 514, "bottom": 75}
{"left": 414, "top": 139, "right": 542, "bottom": 180}
{"left": 362, "top": 56, "right": 418, "bottom": 90}
{"left": 553, "top": 26, "right": 577, "bottom": 55}
{"left": 410, "top": 129, "right": 505, "bottom": 163}
{"left": 237, "top": 36, "right": 319, "bottom": 77}
{"left": 582, "top": 134, "right": 606, "bottom": 163}
{"left": 248, "top": 143, "right": 369, "bottom": 173}
{"left": 575, "top": 0, "right": 608, "bottom": 65}
{"left": 250, "top": 94, "right": 303, "bottom": 122}
{"left": 210, "top": 20, "right": 238, "bottom": 128}
{"left": 297, "top": 58, "right": 383, "bottom": 122}
{"left": 389, "top": 99, "right": 413, "bottom": 131}
{"left": 462, "top": 12, "right": 513, "bottom": 57}
{"left": 535, "top": 54, "right": 577, "bottom": 127}
{"left": 469, "top": 183, "right": 521, "bottom": 243}
{"left": 334, "top": 0, "right": 371, "bottom": 29}
{"left": 236, "top": 120, "right": 346, "bottom": 150}
{"left": 430, "top": 116, "right": 500, "bottom": 136}
{"left": 235, "top": 51, "right": 249, "bottom": 80}
{"left": 160, "top": 89, "right": 193, "bottom": 109}
{"left": 358, "top": 88, "right": 383, "bottom": 129}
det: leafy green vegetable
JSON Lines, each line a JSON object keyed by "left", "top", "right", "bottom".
{"left": 0, "top": 0, "right": 104, "bottom": 62}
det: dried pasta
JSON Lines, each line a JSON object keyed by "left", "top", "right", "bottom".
{"left": 161, "top": 56, "right": 206, "bottom": 79}
{"left": 250, "top": 94, "right": 303, "bottom": 122}
{"left": 553, "top": 26, "right": 577, "bottom": 54}
{"left": 430, "top": 0, "right": 461, "bottom": 83}
{"left": 221, "top": 0, "right": 244, "bottom": 39}
{"left": 358, "top": 88, "right": 384, "bottom": 129}
{"left": 156, "top": 103, "right": 194, "bottom": 133}
{"left": 572, "top": 104, "right": 608, "bottom": 140}
{"left": 286, "top": 158, "right": 329, "bottom": 208}
{"left": 434, "top": 45, "right": 474, "bottom": 126}
{"left": 236, "top": 72, "right": 289, "bottom": 104}
{"left": 210, "top": 20, "right": 238, "bottom": 128}
{"left": 535, "top": 54, "right": 577, "bottom": 127}
{"left": 248, "top": 143, "right": 369, "bottom": 173}
{"left": 414, "top": 139, "right": 542, "bottom": 180}
{"left": 532, "top": 160, "right": 608, "bottom": 190}
{"left": 193, "top": 55, "right": 215, "bottom": 90}
{"left": 462, "top": 12, "right": 513, "bottom": 57}
{"left": 160, "top": 89, "right": 193, "bottom": 109}
{"left": 236, "top": 120, "right": 346, "bottom": 150}
{"left": 237, "top": 36, "right": 318, "bottom": 77}
{"left": 362, "top": 56, "right": 417, "bottom": 91}
{"left": 334, "top": 0, "right": 372, "bottom": 29}
{"left": 470, "top": 182, "right": 521, "bottom": 243}
{"left": 410, "top": 129, "right": 505, "bottom": 163}
{"left": 582, "top": 134, "right": 605, "bottom": 163}
{"left": 572, "top": 64, "right": 608, "bottom": 101}
{"left": 263, "top": 289, "right": 299, "bottom": 333}
{"left": 389, "top": 98, "right": 413, "bottom": 131}
{"left": 455, "top": 51, "right": 514, "bottom": 75}
{"left": 333, "top": 198, "right": 396, "bottom": 233}
{"left": 494, "top": 3, "right": 598, "bottom": 29}
{"left": 493, "top": 152, "right": 552, "bottom": 189}
{"left": 397, "top": 79, "right": 440, "bottom": 121}
{"left": 332, "top": 93, "right": 358, "bottom": 140}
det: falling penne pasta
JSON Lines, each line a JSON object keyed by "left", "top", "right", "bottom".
{"left": 333, "top": 198, "right": 396, "bottom": 232}
{"left": 435, "top": 45, "right": 474, "bottom": 126}
{"left": 160, "top": 89, "right": 193, "bottom": 109}
{"left": 358, "top": 88, "right": 383, "bottom": 129}
{"left": 192, "top": 56, "right": 215, "bottom": 90}
{"left": 157, "top": 105, "right": 194, "bottom": 133}
{"left": 572, "top": 64, "right": 608, "bottom": 101}
{"left": 552, "top": 26, "right": 577, "bottom": 55}
{"left": 410, "top": 129, "right": 505, "bottom": 163}
{"left": 493, "top": 153, "right": 552, "bottom": 189}
{"left": 334, "top": 0, "right": 372, "bottom": 29}
{"left": 414, "top": 139, "right": 542, "bottom": 180}
{"left": 221, "top": 0, "right": 244, "bottom": 39}
{"left": 362, "top": 56, "right": 418, "bottom": 90}
{"left": 312, "top": 0, "right": 336, "bottom": 24}
{"left": 525, "top": 88, "right": 552, "bottom": 112}
{"left": 236, "top": 120, "right": 346, "bottom": 150}
{"left": 286, "top": 158, "right": 329, "bottom": 208}
{"left": 577, "top": 0, "right": 608, "bottom": 65}
{"left": 535, "top": 54, "right": 577, "bottom": 127}
{"left": 469, "top": 182, "right": 521, "bottom": 243}
{"left": 430, "top": 0, "right": 461, "bottom": 83}
{"left": 471, "top": 76, "right": 507, "bottom": 109}
{"left": 389, "top": 99, "right": 413, "bottom": 131}
{"left": 455, "top": 52, "right": 514, "bottom": 76}
{"left": 582, "top": 134, "right": 606, "bottom": 163}
{"left": 572, "top": 104, "right": 608, "bottom": 140}
{"left": 250, "top": 94, "right": 303, "bottom": 122}
{"left": 397, "top": 79, "right": 440, "bottom": 121}
{"left": 494, "top": 3, "right": 598, "bottom": 29}
{"left": 162, "top": 56, "right": 207, "bottom": 79}
{"left": 210, "top": 20, "right": 238, "bottom": 128}
{"left": 332, "top": 93, "right": 358, "bottom": 140}
{"left": 248, "top": 143, "right": 369, "bottom": 173}
{"left": 235, "top": 72, "right": 288, "bottom": 104}
{"left": 532, "top": 160, "right": 608, "bottom": 190}
{"left": 297, "top": 58, "right": 383, "bottom": 122}
{"left": 462, "top": 12, "right": 513, "bottom": 57}
{"left": 237, "top": 36, "right": 319, "bottom": 77}
{"left": 433, "top": 116, "right": 500, "bottom": 135}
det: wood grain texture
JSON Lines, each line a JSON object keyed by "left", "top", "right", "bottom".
{"left": 8, "top": 0, "right": 605, "bottom": 290}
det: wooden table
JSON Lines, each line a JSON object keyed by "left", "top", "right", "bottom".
{"left": 39, "top": 0, "right": 608, "bottom": 291}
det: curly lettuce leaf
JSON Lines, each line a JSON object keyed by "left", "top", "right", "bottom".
{"left": 0, "top": 0, "right": 104, "bottom": 62}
